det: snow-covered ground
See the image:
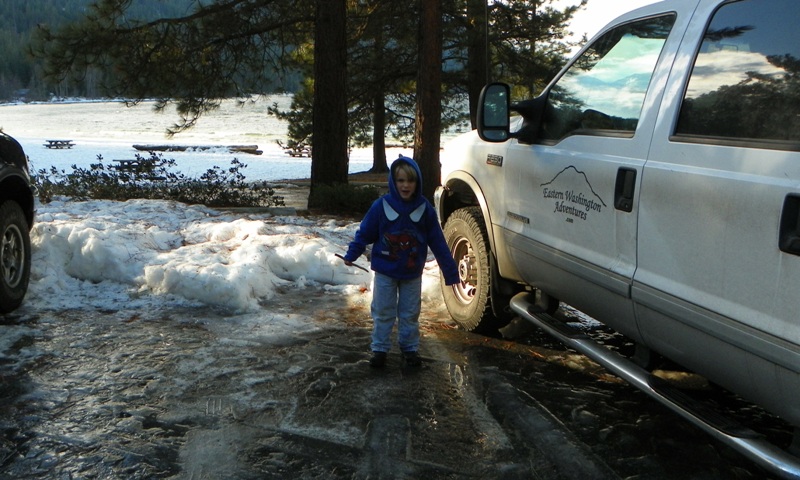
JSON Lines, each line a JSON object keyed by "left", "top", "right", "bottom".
{"left": 24, "top": 197, "right": 447, "bottom": 316}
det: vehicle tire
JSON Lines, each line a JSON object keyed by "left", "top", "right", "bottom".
{"left": 0, "top": 200, "right": 31, "bottom": 313}
{"left": 441, "top": 206, "right": 504, "bottom": 333}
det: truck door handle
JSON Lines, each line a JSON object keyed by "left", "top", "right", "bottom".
{"left": 614, "top": 168, "right": 636, "bottom": 212}
{"left": 779, "top": 194, "right": 800, "bottom": 255}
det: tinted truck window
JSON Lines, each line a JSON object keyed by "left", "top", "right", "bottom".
{"left": 539, "top": 14, "right": 675, "bottom": 142}
{"left": 675, "top": 0, "right": 800, "bottom": 146}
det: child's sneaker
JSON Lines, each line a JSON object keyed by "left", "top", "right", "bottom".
{"left": 403, "top": 351, "right": 422, "bottom": 367}
{"left": 369, "top": 351, "right": 387, "bottom": 368}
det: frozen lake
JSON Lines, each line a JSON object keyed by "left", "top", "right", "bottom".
{"left": 0, "top": 97, "right": 426, "bottom": 182}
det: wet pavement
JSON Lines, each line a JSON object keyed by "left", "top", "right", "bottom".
{"left": 0, "top": 283, "right": 789, "bottom": 479}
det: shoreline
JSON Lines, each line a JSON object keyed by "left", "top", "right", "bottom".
{"left": 272, "top": 170, "right": 389, "bottom": 212}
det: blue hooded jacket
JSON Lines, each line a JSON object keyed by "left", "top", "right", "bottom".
{"left": 344, "top": 156, "right": 460, "bottom": 285}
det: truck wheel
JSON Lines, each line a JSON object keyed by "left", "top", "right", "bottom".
{"left": 0, "top": 201, "right": 31, "bottom": 313}
{"left": 441, "top": 207, "right": 500, "bottom": 333}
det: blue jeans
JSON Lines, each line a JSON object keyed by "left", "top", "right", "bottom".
{"left": 370, "top": 272, "right": 422, "bottom": 353}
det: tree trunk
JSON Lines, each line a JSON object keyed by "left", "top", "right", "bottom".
{"left": 371, "top": 92, "right": 389, "bottom": 173}
{"left": 466, "top": 0, "right": 489, "bottom": 129}
{"left": 371, "top": 25, "right": 389, "bottom": 174}
{"left": 413, "top": 0, "right": 443, "bottom": 202}
{"left": 309, "top": 0, "right": 349, "bottom": 207}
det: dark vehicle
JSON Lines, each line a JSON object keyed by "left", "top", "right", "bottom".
{"left": 0, "top": 132, "right": 36, "bottom": 313}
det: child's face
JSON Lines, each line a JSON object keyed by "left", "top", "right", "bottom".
{"left": 394, "top": 169, "right": 416, "bottom": 201}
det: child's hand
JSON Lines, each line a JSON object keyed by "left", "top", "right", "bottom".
{"left": 335, "top": 253, "right": 369, "bottom": 272}
{"left": 335, "top": 253, "right": 354, "bottom": 266}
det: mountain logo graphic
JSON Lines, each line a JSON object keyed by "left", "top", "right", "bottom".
{"left": 540, "top": 165, "right": 606, "bottom": 222}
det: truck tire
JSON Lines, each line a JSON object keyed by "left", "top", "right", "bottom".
{"left": 441, "top": 207, "right": 502, "bottom": 333}
{"left": 0, "top": 200, "right": 31, "bottom": 313}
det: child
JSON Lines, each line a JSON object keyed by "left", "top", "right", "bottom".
{"left": 342, "top": 155, "right": 460, "bottom": 368}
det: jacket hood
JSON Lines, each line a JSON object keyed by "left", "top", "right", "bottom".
{"left": 387, "top": 155, "right": 424, "bottom": 209}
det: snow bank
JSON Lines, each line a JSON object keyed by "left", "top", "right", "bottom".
{"left": 30, "top": 199, "right": 367, "bottom": 311}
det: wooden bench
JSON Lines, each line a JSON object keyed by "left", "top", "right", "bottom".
{"left": 44, "top": 139, "right": 75, "bottom": 149}
{"left": 132, "top": 144, "right": 263, "bottom": 155}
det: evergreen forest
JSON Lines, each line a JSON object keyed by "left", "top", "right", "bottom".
{"left": 0, "top": 0, "right": 195, "bottom": 100}
{"left": 2, "top": 0, "right": 581, "bottom": 107}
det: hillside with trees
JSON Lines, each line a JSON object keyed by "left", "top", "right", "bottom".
{"left": 0, "top": 0, "right": 194, "bottom": 101}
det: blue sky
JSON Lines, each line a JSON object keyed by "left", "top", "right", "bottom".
{"left": 561, "top": 0, "right": 661, "bottom": 41}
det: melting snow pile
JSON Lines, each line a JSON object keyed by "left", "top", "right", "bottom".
{"left": 28, "top": 198, "right": 447, "bottom": 313}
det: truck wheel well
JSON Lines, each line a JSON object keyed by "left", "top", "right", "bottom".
{"left": 0, "top": 178, "right": 35, "bottom": 229}
{"left": 441, "top": 177, "right": 558, "bottom": 317}
{"left": 441, "top": 180, "right": 480, "bottom": 224}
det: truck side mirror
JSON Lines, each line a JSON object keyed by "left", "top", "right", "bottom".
{"left": 477, "top": 83, "right": 510, "bottom": 142}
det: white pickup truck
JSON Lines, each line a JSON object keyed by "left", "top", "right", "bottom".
{"left": 435, "top": 0, "right": 800, "bottom": 476}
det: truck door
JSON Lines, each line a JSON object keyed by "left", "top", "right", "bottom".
{"left": 502, "top": 12, "right": 681, "bottom": 336}
{"left": 634, "top": 0, "right": 800, "bottom": 419}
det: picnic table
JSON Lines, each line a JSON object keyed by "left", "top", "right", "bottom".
{"left": 113, "top": 159, "right": 150, "bottom": 170}
{"left": 277, "top": 139, "right": 312, "bottom": 158}
{"left": 286, "top": 145, "right": 311, "bottom": 157}
{"left": 44, "top": 139, "right": 75, "bottom": 149}
{"left": 112, "top": 158, "right": 165, "bottom": 180}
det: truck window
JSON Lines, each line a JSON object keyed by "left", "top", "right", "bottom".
{"left": 538, "top": 14, "right": 675, "bottom": 143}
{"left": 675, "top": 0, "right": 800, "bottom": 148}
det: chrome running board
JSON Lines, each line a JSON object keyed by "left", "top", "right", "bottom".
{"left": 510, "top": 292, "right": 800, "bottom": 480}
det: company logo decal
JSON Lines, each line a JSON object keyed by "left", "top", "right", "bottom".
{"left": 540, "top": 166, "right": 607, "bottom": 223}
